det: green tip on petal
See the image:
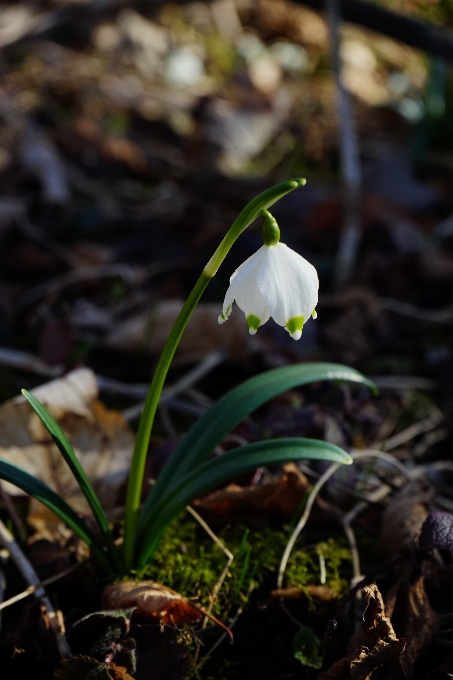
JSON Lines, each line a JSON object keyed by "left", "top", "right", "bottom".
{"left": 218, "top": 305, "right": 232, "bottom": 324}
{"left": 246, "top": 314, "right": 261, "bottom": 335}
{"left": 261, "top": 210, "right": 280, "bottom": 246}
{"left": 286, "top": 315, "right": 305, "bottom": 340}
{"left": 312, "top": 309, "right": 317, "bottom": 320}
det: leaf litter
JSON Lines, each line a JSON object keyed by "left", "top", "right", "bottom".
{"left": 1, "top": 0, "right": 453, "bottom": 677}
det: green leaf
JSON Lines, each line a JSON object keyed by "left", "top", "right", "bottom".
{"left": 21, "top": 390, "right": 121, "bottom": 572}
{"left": 137, "top": 437, "right": 351, "bottom": 567}
{"left": 0, "top": 458, "right": 113, "bottom": 575}
{"left": 142, "top": 363, "right": 375, "bottom": 525}
{"left": 293, "top": 627, "right": 323, "bottom": 669}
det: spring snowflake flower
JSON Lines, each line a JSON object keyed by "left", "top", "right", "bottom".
{"left": 218, "top": 211, "right": 318, "bottom": 340}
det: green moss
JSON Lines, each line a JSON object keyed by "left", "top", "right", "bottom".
{"left": 139, "top": 514, "right": 351, "bottom": 617}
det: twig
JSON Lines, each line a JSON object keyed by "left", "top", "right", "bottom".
{"left": 17, "top": 218, "right": 80, "bottom": 268}
{"left": 379, "top": 297, "right": 453, "bottom": 325}
{"left": 341, "top": 484, "right": 393, "bottom": 585}
{"left": 158, "top": 403, "right": 177, "bottom": 437}
{"left": 186, "top": 506, "right": 233, "bottom": 622}
{"left": 121, "top": 351, "right": 223, "bottom": 422}
{"left": 379, "top": 413, "right": 444, "bottom": 452}
{"left": 0, "top": 519, "right": 71, "bottom": 658}
{"left": 326, "top": 0, "right": 362, "bottom": 287}
{"left": 202, "top": 582, "right": 255, "bottom": 660}
{"left": 0, "top": 558, "right": 87, "bottom": 612}
{"left": 368, "top": 375, "right": 438, "bottom": 392}
{"left": 0, "top": 347, "right": 64, "bottom": 378}
{"left": 161, "top": 351, "right": 224, "bottom": 402}
{"left": 277, "top": 462, "right": 343, "bottom": 589}
{"left": 349, "top": 449, "right": 412, "bottom": 479}
{"left": 96, "top": 375, "right": 151, "bottom": 399}
{"left": 16, "top": 263, "right": 152, "bottom": 311}
{"left": 0, "top": 483, "right": 28, "bottom": 541}
{"left": 0, "top": 550, "right": 7, "bottom": 637}
{"left": 277, "top": 451, "right": 410, "bottom": 590}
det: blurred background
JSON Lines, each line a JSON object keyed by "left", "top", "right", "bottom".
{"left": 1, "top": 0, "right": 453, "bottom": 422}
{"left": 3, "top": 4, "right": 453, "bottom": 676}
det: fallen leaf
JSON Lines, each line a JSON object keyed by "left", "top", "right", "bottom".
{"left": 0, "top": 368, "right": 134, "bottom": 526}
{"left": 348, "top": 583, "right": 399, "bottom": 653}
{"left": 349, "top": 639, "right": 407, "bottom": 680}
{"left": 318, "top": 583, "right": 406, "bottom": 680}
{"left": 101, "top": 581, "right": 202, "bottom": 626}
{"left": 193, "top": 462, "right": 342, "bottom": 526}
{"left": 385, "top": 570, "right": 440, "bottom": 680}
{"left": 101, "top": 580, "right": 232, "bottom": 640}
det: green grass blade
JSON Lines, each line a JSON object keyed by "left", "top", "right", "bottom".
{"left": 0, "top": 458, "right": 113, "bottom": 575}
{"left": 136, "top": 437, "right": 351, "bottom": 568}
{"left": 21, "top": 389, "right": 121, "bottom": 571}
{"left": 142, "top": 363, "right": 375, "bottom": 524}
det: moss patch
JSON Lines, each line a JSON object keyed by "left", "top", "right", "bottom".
{"left": 139, "top": 514, "right": 351, "bottom": 617}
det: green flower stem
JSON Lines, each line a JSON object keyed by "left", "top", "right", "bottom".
{"left": 122, "top": 178, "right": 305, "bottom": 572}
{"left": 122, "top": 273, "right": 210, "bottom": 571}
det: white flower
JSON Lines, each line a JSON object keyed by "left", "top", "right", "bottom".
{"left": 218, "top": 242, "right": 318, "bottom": 340}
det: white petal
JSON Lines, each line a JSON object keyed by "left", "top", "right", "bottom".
{"left": 229, "top": 246, "right": 267, "bottom": 284}
{"left": 219, "top": 246, "right": 271, "bottom": 330}
{"left": 256, "top": 243, "right": 318, "bottom": 327}
{"left": 218, "top": 283, "right": 235, "bottom": 323}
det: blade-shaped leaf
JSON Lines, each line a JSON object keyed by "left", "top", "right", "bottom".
{"left": 21, "top": 389, "right": 121, "bottom": 571}
{"left": 0, "top": 458, "right": 113, "bottom": 575}
{"left": 137, "top": 437, "right": 351, "bottom": 567}
{"left": 142, "top": 363, "right": 375, "bottom": 524}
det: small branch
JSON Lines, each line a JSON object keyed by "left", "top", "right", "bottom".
{"left": 326, "top": 0, "right": 362, "bottom": 287}
{"left": 277, "top": 462, "right": 342, "bottom": 589}
{"left": 379, "top": 297, "right": 453, "bottom": 325}
{"left": 277, "top": 451, "right": 410, "bottom": 590}
{"left": 0, "top": 519, "right": 71, "bottom": 658}
{"left": 0, "top": 347, "right": 63, "bottom": 378}
{"left": 120, "top": 351, "right": 222, "bottom": 422}
{"left": 186, "top": 506, "right": 233, "bottom": 621}
{"left": 0, "top": 550, "right": 7, "bottom": 637}
{"left": 0, "top": 558, "right": 88, "bottom": 612}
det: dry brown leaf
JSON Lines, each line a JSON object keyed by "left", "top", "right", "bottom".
{"left": 101, "top": 581, "right": 203, "bottom": 626}
{"left": 349, "top": 639, "right": 407, "bottom": 680}
{"left": 101, "top": 580, "right": 232, "bottom": 641}
{"left": 385, "top": 570, "right": 440, "bottom": 680}
{"left": 193, "top": 463, "right": 310, "bottom": 524}
{"left": 0, "top": 369, "right": 134, "bottom": 526}
{"left": 318, "top": 583, "right": 406, "bottom": 680}
{"left": 193, "top": 462, "right": 341, "bottom": 526}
